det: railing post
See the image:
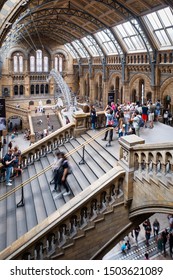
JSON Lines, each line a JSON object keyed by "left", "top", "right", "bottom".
{"left": 118, "top": 135, "right": 145, "bottom": 206}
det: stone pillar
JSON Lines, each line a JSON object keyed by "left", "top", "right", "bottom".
{"left": 73, "top": 111, "right": 88, "bottom": 137}
{"left": 79, "top": 76, "right": 84, "bottom": 98}
{"left": 89, "top": 78, "right": 95, "bottom": 104}
{"left": 118, "top": 135, "right": 145, "bottom": 206}
{"left": 122, "top": 82, "right": 130, "bottom": 103}
{"left": 103, "top": 80, "right": 108, "bottom": 108}
{"left": 25, "top": 75, "right": 30, "bottom": 97}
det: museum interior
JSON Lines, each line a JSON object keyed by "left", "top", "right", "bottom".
{"left": 0, "top": 0, "right": 173, "bottom": 260}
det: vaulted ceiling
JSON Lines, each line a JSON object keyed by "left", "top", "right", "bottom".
{"left": 1, "top": 0, "right": 171, "bottom": 47}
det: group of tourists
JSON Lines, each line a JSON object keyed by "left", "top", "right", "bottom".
{"left": 90, "top": 99, "right": 172, "bottom": 146}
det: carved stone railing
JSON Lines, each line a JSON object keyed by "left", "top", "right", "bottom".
{"left": 72, "top": 111, "right": 105, "bottom": 137}
{"left": 118, "top": 135, "right": 173, "bottom": 214}
{"left": 20, "top": 123, "right": 75, "bottom": 168}
{"left": 0, "top": 167, "right": 125, "bottom": 260}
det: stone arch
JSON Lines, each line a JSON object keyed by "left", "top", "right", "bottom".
{"left": 108, "top": 73, "right": 121, "bottom": 103}
{"left": 84, "top": 72, "right": 90, "bottom": 102}
{"left": 52, "top": 48, "right": 69, "bottom": 61}
{"left": 129, "top": 74, "right": 151, "bottom": 104}
{"left": 29, "top": 100, "right": 34, "bottom": 106}
{"left": 7, "top": 115, "right": 23, "bottom": 131}
{"left": 160, "top": 77, "right": 173, "bottom": 110}
{"left": 94, "top": 71, "right": 103, "bottom": 103}
{"left": 7, "top": 47, "right": 28, "bottom": 59}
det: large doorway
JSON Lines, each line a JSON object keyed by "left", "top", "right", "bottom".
{"left": 8, "top": 116, "right": 23, "bottom": 132}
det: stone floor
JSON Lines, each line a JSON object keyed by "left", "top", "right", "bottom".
{"left": 103, "top": 213, "right": 172, "bottom": 260}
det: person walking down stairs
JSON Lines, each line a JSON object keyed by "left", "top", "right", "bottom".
{"left": 4, "top": 149, "right": 16, "bottom": 186}
{"left": 52, "top": 152, "right": 71, "bottom": 196}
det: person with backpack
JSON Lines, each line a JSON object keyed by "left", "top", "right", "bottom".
{"left": 142, "top": 103, "right": 148, "bottom": 127}
{"left": 131, "top": 110, "right": 142, "bottom": 137}
{"left": 3, "top": 149, "right": 16, "bottom": 186}
{"left": 51, "top": 151, "right": 63, "bottom": 188}
{"left": 155, "top": 99, "right": 161, "bottom": 122}
{"left": 53, "top": 152, "right": 71, "bottom": 196}
{"left": 148, "top": 102, "right": 155, "bottom": 128}
{"left": 102, "top": 105, "right": 114, "bottom": 145}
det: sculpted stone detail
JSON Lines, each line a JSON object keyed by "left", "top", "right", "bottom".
{"left": 123, "top": 148, "right": 129, "bottom": 162}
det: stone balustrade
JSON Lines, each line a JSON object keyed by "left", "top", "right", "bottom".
{"left": 132, "top": 142, "right": 173, "bottom": 176}
{"left": 118, "top": 135, "right": 173, "bottom": 215}
{"left": 20, "top": 123, "right": 75, "bottom": 168}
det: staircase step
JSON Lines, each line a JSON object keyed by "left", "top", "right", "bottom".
{"left": 27, "top": 165, "right": 47, "bottom": 223}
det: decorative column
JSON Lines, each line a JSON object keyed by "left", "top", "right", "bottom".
{"left": 88, "top": 58, "right": 95, "bottom": 104}
{"left": 118, "top": 135, "right": 145, "bottom": 206}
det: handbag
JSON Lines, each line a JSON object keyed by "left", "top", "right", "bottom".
{"left": 108, "top": 119, "right": 114, "bottom": 126}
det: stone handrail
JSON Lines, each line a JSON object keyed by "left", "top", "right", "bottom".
{"left": 0, "top": 126, "right": 113, "bottom": 201}
{"left": 119, "top": 135, "right": 173, "bottom": 175}
{"left": 118, "top": 135, "right": 173, "bottom": 206}
{"left": 0, "top": 166, "right": 125, "bottom": 260}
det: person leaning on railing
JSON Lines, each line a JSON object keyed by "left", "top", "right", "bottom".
{"left": 4, "top": 149, "right": 16, "bottom": 186}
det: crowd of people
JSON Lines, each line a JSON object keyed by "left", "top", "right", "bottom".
{"left": 90, "top": 100, "right": 172, "bottom": 145}
{"left": 119, "top": 215, "right": 173, "bottom": 259}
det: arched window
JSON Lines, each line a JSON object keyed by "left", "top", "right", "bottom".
{"left": 59, "top": 56, "right": 63, "bottom": 72}
{"left": 20, "top": 85, "right": 24, "bottom": 95}
{"left": 31, "top": 85, "right": 34, "bottom": 94}
{"left": 19, "top": 56, "right": 23, "bottom": 72}
{"left": 36, "top": 84, "right": 39, "bottom": 94}
{"left": 14, "top": 85, "right": 18, "bottom": 95}
{"left": 44, "top": 56, "right": 48, "bottom": 72}
{"left": 41, "top": 84, "right": 44, "bottom": 94}
{"left": 36, "top": 50, "right": 42, "bottom": 72}
{"left": 13, "top": 54, "right": 23, "bottom": 73}
{"left": 30, "top": 56, "right": 35, "bottom": 72}
{"left": 45, "top": 84, "right": 48, "bottom": 94}
{"left": 54, "top": 54, "right": 64, "bottom": 72}
{"left": 14, "top": 56, "right": 18, "bottom": 72}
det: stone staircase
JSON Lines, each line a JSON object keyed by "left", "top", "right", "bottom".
{"left": 0, "top": 130, "right": 118, "bottom": 253}
{"left": 32, "top": 113, "right": 61, "bottom": 138}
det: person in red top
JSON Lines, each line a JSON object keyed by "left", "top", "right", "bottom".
{"left": 142, "top": 103, "right": 148, "bottom": 128}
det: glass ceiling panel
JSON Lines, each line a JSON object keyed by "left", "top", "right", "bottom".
{"left": 64, "top": 44, "right": 79, "bottom": 59}
{"left": 144, "top": 7, "right": 173, "bottom": 49}
{"left": 113, "top": 22, "right": 146, "bottom": 52}
{"left": 95, "top": 30, "right": 118, "bottom": 55}
{"left": 82, "top": 37, "right": 100, "bottom": 57}
{"left": 72, "top": 41, "right": 89, "bottom": 58}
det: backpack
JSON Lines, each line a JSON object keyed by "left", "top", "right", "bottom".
{"left": 58, "top": 159, "right": 72, "bottom": 176}
{"left": 1, "top": 156, "right": 7, "bottom": 167}
{"left": 156, "top": 102, "right": 161, "bottom": 110}
{"left": 137, "top": 116, "right": 144, "bottom": 127}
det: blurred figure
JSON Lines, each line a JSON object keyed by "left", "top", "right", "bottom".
{"left": 143, "top": 219, "right": 152, "bottom": 246}
{"left": 169, "top": 231, "right": 173, "bottom": 258}
{"left": 134, "top": 225, "right": 141, "bottom": 245}
{"left": 90, "top": 105, "right": 97, "bottom": 131}
{"left": 144, "top": 252, "right": 149, "bottom": 260}
{"left": 161, "top": 228, "right": 169, "bottom": 256}
{"left": 153, "top": 218, "right": 160, "bottom": 239}
{"left": 157, "top": 234, "right": 163, "bottom": 254}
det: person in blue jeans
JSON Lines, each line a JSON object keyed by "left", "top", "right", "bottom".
{"left": 4, "top": 149, "right": 16, "bottom": 186}
{"left": 102, "top": 105, "right": 114, "bottom": 145}
{"left": 90, "top": 105, "right": 97, "bottom": 130}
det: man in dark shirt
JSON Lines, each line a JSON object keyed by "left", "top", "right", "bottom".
{"left": 4, "top": 149, "right": 16, "bottom": 186}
